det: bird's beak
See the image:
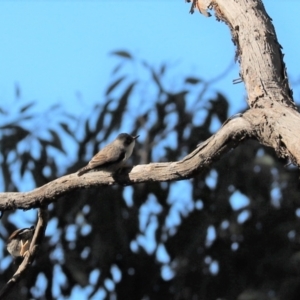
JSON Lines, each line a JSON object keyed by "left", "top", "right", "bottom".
{"left": 133, "top": 135, "right": 139, "bottom": 140}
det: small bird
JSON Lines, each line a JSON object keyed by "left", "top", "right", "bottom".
{"left": 77, "top": 133, "right": 139, "bottom": 176}
{"left": 7, "top": 226, "right": 35, "bottom": 258}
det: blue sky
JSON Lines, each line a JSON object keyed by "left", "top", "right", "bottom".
{"left": 1, "top": 1, "right": 300, "bottom": 298}
{"left": 2, "top": 0, "right": 299, "bottom": 119}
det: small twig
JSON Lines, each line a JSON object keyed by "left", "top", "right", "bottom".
{"left": 189, "top": 0, "right": 197, "bottom": 14}
{"left": 0, "top": 208, "right": 48, "bottom": 300}
{"left": 233, "top": 77, "right": 243, "bottom": 84}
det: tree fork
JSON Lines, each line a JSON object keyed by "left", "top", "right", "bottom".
{"left": 1, "top": 0, "right": 299, "bottom": 210}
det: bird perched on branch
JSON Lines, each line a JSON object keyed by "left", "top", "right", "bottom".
{"left": 77, "top": 133, "right": 139, "bottom": 176}
{"left": 7, "top": 226, "right": 35, "bottom": 258}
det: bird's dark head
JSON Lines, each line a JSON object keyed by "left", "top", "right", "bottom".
{"left": 8, "top": 226, "right": 35, "bottom": 241}
{"left": 117, "top": 133, "right": 139, "bottom": 146}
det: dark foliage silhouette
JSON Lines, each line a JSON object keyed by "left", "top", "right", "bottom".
{"left": 1, "top": 52, "right": 300, "bottom": 300}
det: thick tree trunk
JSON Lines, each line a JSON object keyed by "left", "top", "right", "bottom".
{"left": 0, "top": 0, "right": 299, "bottom": 210}
{"left": 210, "top": 0, "right": 300, "bottom": 164}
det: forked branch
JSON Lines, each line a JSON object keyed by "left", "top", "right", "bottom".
{"left": 0, "top": 116, "right": 252, "bottom": 211}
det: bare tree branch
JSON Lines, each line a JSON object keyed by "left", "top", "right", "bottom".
{"left": 2, "top": 1, "right": 300, "bottom": 298}
{"left": 211, "top": 0, "right": 295, "bottom": 109}
{"left": 0, "top": 117, "right": 252, "bottom": 211}
{"left": 1, "top": 0, "right": 298, "bottom": 208}
{"left": 1, "top": 1, "right": 300, "bottom": 298}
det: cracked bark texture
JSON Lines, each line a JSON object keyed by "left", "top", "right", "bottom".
{"left": 1, "top": 0, "right": 299, "bottom": 210}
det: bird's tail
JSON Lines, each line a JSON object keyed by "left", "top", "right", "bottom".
{"left": 77, "top": 165, "right": 90, "bottom": 176}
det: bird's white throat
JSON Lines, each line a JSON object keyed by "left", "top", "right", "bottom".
{"left": 124, "top": 140, "right": 135, "bottom": 160}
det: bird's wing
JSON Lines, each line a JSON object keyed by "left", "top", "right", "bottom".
{"left": 88, "top": 147, "right": 126, "bottom": 169}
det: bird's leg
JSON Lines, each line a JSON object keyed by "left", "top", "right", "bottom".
{"left": 20, "top": 240, "right": 30, "bottom": 257}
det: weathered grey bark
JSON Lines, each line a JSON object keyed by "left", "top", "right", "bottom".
{"left": 0, "top": 0, "right": 299, "bottom": 211}
{"left": 210, "top": 0, "right": 300, "bottom": 164}
{"left": 0, "top": 117, "right": 252, "bottom": 210}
